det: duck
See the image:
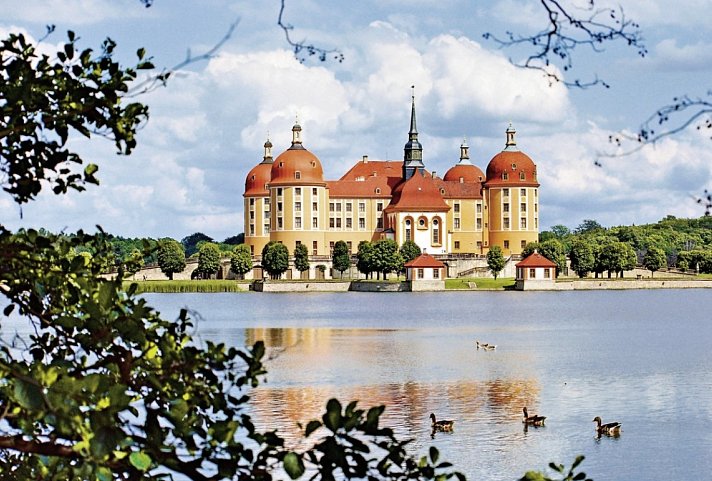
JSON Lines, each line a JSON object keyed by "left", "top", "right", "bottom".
{"left": 593, "top": 416, "right": 621, "bottom": 435}
{"left": 476, "top": 340, "right": 497, "bottom": 350}
{"left": 522, "top": 407, "right": 546, "bottom": 426}
{"left": 429, "top": 413, "right": 454, "bottom": 431}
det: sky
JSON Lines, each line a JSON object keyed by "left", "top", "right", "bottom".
{"left": 2, "top": 0, "right": 712, "bottom": 241}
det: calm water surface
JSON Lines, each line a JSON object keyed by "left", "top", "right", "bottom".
{"left": 140, "top": 290, "right": 712, "bottom": 481}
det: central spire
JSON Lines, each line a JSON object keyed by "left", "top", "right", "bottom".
{"left": 409, "top": 85, "right": 418, "bottom": 135}
{"left": 403, "top": 85, "right": 424, "bottom": 180}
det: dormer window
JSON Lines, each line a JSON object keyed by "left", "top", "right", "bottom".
{"left": 295, "top": 171, "right": 301, "bottom": 180}
{"left": 251, "top": 175, "right": 255, "bottom": 181}
{"left": 502, "top": 172, "right": 509, "bottom": 181}
{"left": 520, "top": 172, "right": 526, "bottom": 180}
{"left": 279, "top": 162, "right": 284, "bottom": 168}
{"left": 311, "top": 161, "right": 316, "bottom": 168}
{"left": 375, "top": 188, "right": 381, "bottom": 194}
{"left": 440, "top": 188, "right": 445, "bottom": 195}
{"left": 511, "top": 163, "right": 517, "bottom": 170}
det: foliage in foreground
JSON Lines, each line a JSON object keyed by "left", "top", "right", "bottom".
{"left": 519, "top": 455, "right": 592, "bottom": 481}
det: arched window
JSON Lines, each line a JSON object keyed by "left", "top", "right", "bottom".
{"left": 520, "top": 172, "right": 526, "bottom": 180}
{"left": 405, "top": 219, "right": 412, "bottom": 242}
{"left": 417, "top": 217, "right": 428, "bottom": 230}
{"left": 432, "top": 218, "right": 440, "bottom": 245}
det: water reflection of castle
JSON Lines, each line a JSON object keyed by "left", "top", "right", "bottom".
{"left": 245, "top": 328, "right": 543, "bottom": 447}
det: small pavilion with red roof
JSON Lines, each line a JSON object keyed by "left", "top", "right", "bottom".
{"left": 515, "top": 251, "right": 557, "bottom": 290}
{"left": 405, "top": 252, "right": 446, "bottom": 291}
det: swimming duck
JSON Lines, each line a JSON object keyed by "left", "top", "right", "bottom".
{"left": 522, "top": 407, "right": 546, "bottom": 426}
{"left": 593, "top": 416, "right": 621, "bottom": 435}
{"left": 430, "top": 413, "right": 454, "bottom": 431}
{"left": 476, "top": 341, "right": 497, "bottom": 350}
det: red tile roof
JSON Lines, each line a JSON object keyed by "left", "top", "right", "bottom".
{"left": 515, "top": 252, "right": 557, "bottom": 268}
{"left": 384, "top": 173, "right": 450, "bottom": 212}
{"left": 433, "top": 179, "right": 483, "bottom": 199}
{"left": 485, "top": 150, "right": 539, "bottom": 188}
{"left": 405, "top": 252, "right": 445, "bottom": 268}
{"left": 339, "top": 160, "right": 403, "bottom": 181}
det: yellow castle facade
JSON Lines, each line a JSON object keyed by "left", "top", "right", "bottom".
{"left": 243, "top": 95, "right": 540, "bottom": 258}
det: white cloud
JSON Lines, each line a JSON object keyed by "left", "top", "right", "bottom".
{"left": 646, "top": 39, "right": 712, "bottom": 72}
{"left": 0, "top": 0, "right": 144, "bottom": 26}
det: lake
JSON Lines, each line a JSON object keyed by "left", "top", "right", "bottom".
{"left": 139, "top": 289, "right": 712, "bottom": 481}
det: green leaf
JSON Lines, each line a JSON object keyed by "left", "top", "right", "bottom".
{"left": 129, "top": 451, "right": 152, "bottom": 471}
{"left": 96, "top": 467, "right": 112, "bottom": 481}
{"left": 305, "top": 420, "right": 321, "bottom": 437}
{"left": 323, "top": 398, "right": 342, "bottom": 432}
{"left": 85, "top": 163, "right": 99, "bottom": 176}
{"left": 429, "top": 446, "right": 439, "bottom": 464}
{"left": 13, "top": 378, "right": 44, "bottom": 410}
{"left": 283, "top": 452, "right": 305, "bottom": 479}
{"left": 519, "top": 472, "right": 547, "bottom": 481}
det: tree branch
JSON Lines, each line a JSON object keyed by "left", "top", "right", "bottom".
{"left": 0, "top": 435, "right": 77, "bottom": 458}
{"left": 483, "top": 0, "right": 646, "bottom": 88}
{"left": 277, "top": 0, "right": 343, "bottom": 63}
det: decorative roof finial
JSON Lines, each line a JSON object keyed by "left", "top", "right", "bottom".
{"left": 291, "top": 114, "right": 303, "bottom": 148}
{"left": 504, "top": 122, "right": 518, "bottom": 151}
{"left": 263, "top": 132, "right": 273, "bottom": 162}
{"left": 459, "top": 137, "right": 471, "bottom": 164}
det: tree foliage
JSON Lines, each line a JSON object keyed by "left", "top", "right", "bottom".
{"left": 294, "top": 242, "right": 310, "bottom": 273}
{"left": 181, "top": 232, "right": 214, "bottom": 257}
{"left": 332, "top": 240, "right": 351, "bottom": 278}
{"left": 156, "top": 238, "right": 186, "bottom": 280}
{"left": 521, "top": 242, "right": 540, "bottom": 258}
{"left": 519, "top": 455, "right": 592, "bottom": 481}
{"left": 0, "top": 31, "right": 153, "bottom": 204}
{"left": 643, "top": 246, "right": 667, "bottom": 277}
{"left": 574, "top": 219, "right": 604, "bottom": 235}
{"left": 356, "top": 240, "right": 375, "bottom": 279}
{"left": 486, "top": 245, "right": 506, "bottom": 280}
{"left": 399, "top": 240, "right": 421, "bottom": 266}
{"left": 223, "top": 233, "right": 244, "bottom": 245}
{"left": 569, "top": 238, "right": 595, "bottom": 278}
{"left": 196, "top": 242, "right": 222, "bottom": 278}
{"left": 229, "top": 243, "right": 253, "bottom": 279}
{"left": 538, "top": 239, "right": 567, "bottom": 275}
{"left": 262, "top": 241, "right": 289, "bottom": 279}
{"left": 371, "top": 239, "right": 404, "bottom": 280}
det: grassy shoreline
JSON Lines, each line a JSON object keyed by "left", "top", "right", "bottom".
{"left": 126, "top": 275, "right": 711, "bottom": 293}
{"left": 125, "top": 280, "right": 249, "bottom": 294}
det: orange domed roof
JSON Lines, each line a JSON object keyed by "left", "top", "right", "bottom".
{"left": 244, "top": 138, "right": 275, "bottom": 197}
{"left": 269, "top": 122, "right": 326, "bottom": 186}
{"left": 244, "top": 162, "right": 272, "bottom": 197}
{"left": 385, "top": 172, "right": 449, "bottom": 212}
{"left": 485, "top": 124, "right": 539, "bottom": 187}
{"left": 444, "top": 163, "right": 485, "bottom": 183}
{"left": 269, "top": 146, "right": 325, "bottom": 186}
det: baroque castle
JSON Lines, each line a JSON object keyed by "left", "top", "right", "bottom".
{"left": 243, "top": 94, "right": 540, "bottom": 260}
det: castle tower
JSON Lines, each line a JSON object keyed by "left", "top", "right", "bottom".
{"left": 484, "top": 124, "right": 540, "bottom": 255}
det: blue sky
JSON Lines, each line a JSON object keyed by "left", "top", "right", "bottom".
{"left": 2, "top": 0, "right": 711, "bottom": 240}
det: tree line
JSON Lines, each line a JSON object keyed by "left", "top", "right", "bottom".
{"left": 535, "top": 216, "right": 712, "bottom": 277}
